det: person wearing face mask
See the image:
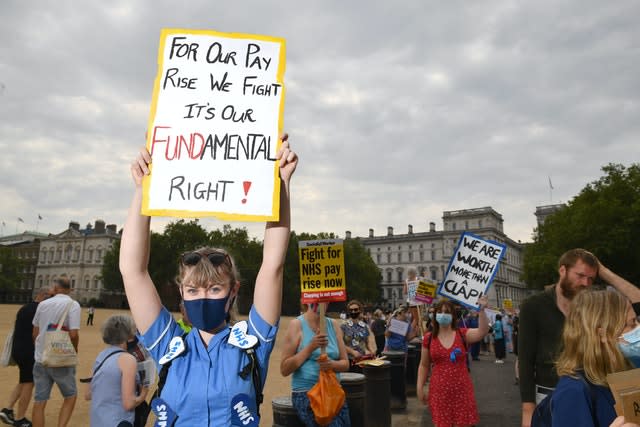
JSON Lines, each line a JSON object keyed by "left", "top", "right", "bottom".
{"left": 120, "top": 137, "right": 297, "bottom": 426}
{"left": 519, "top": 250, "right": 640, "bottom": 427}
{"left": 384, "top": 306, "right": 417, "bottom": 353}
{"left": 84, "top": 315, "right": 149, "bottom": 427}
{"left": 547, "top": 289, "right": 636, "bottom": 426}
{"left": 280, "top": 303, "right": 351, "bottom": 426}
{"left": 416, "top": 297, "right": 490, "bottom": 427}
{"left": 425, "top": 306, "right": 436, "bottom": 333}
{"left": 340, "top": 300, "right": 376, "bottom": 372}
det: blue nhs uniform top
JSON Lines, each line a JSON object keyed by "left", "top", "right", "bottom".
{"left": 139, "top": 305, "right": 278, "bottom": 427}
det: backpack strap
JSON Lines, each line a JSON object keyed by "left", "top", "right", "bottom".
{"left": 80, "top": 349, "right": 125, "bottom": 383}
{"left": 153, "top": 332, "right": 188, "bottom": 401}
{"left": 239, "top": 345, "right": 263, "bottom": 417}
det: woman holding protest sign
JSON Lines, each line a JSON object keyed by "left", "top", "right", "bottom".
{"left": 416, "top": 297, "right": 489, "bottom": 427}
{"left": 280, "top": 302, "right": 351, "bottom": 426}
{"left": 119, "top": 136, "right": 297, "bottom": 426}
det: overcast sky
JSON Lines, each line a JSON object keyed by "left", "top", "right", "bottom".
{"left": 1, "top": 1, "right": 638, "bottom": 244}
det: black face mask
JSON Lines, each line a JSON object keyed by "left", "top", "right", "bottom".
{"left": 349, "top": 311, "right": 360, "bottom": 319}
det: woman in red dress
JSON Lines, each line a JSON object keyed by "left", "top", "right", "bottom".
{"left": 416, "top": 298, "right": 489, "bottom": 427}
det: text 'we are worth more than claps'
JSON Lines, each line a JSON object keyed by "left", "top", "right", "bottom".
{"left": 143, "top": 28, "right": 286, "bottom": 222}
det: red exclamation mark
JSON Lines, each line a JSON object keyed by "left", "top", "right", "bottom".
{"left": 242, "top": 181, "right": 252, "bottom": 204}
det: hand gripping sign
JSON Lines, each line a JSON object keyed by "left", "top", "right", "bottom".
{"left": 299, "top": 239, "right": 347, "bottom": 303}
{"left": 438, "top": 232, "right": 506, "bottom": 310}
{"left": 143, "top": 28, "right": 286, "bottom": 221}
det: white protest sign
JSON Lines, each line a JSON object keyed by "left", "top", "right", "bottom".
{"left": 406, "top": 280, "right": 419, "bottom": 305}
{"left": 143, "top": 29, "right": 286, "bottom": 221}
{"left": 438, "top": 232, "right": 506, "bottom": 309}
{"left": 388, "top": 318, "right": 409, "bottom": 336}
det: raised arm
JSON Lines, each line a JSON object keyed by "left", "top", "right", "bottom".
{"left": 254, "top": 136, "right": 298, "bottom": 325}
{"left": 119, "top": 148, "right": 162, "bottom": 333}
{"left": 599, "top": 262, "right": 640, "bottom": 303}
{"left": 465, "top": 295, "right": 490, "bottom": 344}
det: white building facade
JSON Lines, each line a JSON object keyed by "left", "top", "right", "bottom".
{"left": 36, "top": 220, "right": 120, "bottom": 305}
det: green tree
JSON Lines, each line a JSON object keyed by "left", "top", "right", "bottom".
{"left": 101, "top": 242, "right": 123, "bottom": 291}
{"left": 523, "top": 163, "right": 640, "bottom": 289}
{"left": 0, "top": 247, "right": 25, "bottom": 291}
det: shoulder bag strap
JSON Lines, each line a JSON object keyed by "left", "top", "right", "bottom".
{"left": 56, "top": 301, "right": 74, "bottom": 331}
{"left": 80, "top": 349, "right": 125, "bottom": 383}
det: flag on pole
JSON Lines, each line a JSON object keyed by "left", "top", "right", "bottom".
{"left": 38, "top": 214, "right": 43, "bottom": 220}
{"left": 17, "top": 217, "right": 24, "bottom": 223}
{"left": 548, "top": 176, "right": 554, "bottom": 190}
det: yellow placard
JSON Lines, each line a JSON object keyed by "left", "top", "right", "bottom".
{"left": 142, "top": 28, "right": 286, "bottom": 221}
{"left": 503, "top": 298, "right": 513, "bottom": 309}
{"left": 415, "top": 279, "right": 438, "bottom": 304}
{"left": 298, "top": 239, "right": 346, "bottom": 303}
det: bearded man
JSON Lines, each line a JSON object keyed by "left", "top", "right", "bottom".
{"left": 518, "top": 248, "right": 640, "bottom": 427}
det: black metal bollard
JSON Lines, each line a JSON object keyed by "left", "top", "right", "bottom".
{"left": 341, "top": 372, "right": 366, "bottom": 427}
{"left": 363, "top": 361, "right": 391, "bottom": 427}
{"left": 272, "top": 396, "right": 304, "bottom": 427}
{"left": 382, "top": 350, "right": 407, "bottom": 410}
{"left": 405, "top": 344, "right": 417, "bottom": 396}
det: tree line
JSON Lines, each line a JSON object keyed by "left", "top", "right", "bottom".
{"left": 101, "top": 222, "right": 381, "bottom": 315}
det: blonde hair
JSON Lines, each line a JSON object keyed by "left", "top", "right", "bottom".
{"left": 176, "top": 247, "right": 239, "bottom": 289}
{"left": 555, "top": 289, "right": 631, "bottom": 386}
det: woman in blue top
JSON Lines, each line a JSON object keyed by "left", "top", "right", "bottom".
{"left": 85, "top": 315, "right": 149, "bottom": 427}
{"left": 551, "top": 290, "right": 635, "bottom": 427}
{"left": 493, "top": 313, "right": 505, "bottom": 364}
{"left": 120, "top": 137, "right": 297, "bottom": 426}
{"left": 280, "top": 303, "right": 350, "bottom": 426}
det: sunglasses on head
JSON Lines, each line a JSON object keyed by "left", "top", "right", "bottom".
{"left": 181, "top": 251, "right": 231, "bottom": 267}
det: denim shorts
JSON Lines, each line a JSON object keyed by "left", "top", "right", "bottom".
{"left": 33, "top": 362, "right": 77, "bottom": 401}
{"left": 291, "top": 390, "right": 351, "bottom": 427}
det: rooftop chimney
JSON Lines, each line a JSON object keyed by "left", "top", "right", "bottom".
{"left": 408, "top": 224, "right": 413, "bottom": 234}
{"left": 94, "top": 220, "right": 106, "bottom": 234}
{"left": 69, "top": 221, "right": 80, "bottom": 231}
{"left": 387, "top": 226, "right": 393, "bottom": 236}
{"left": 369, "top": 228, "right": 374, "bottom": 238}
{"left": 106, "top": 224, "right": 117, "bottom": 234}
{"left": 429, "top": 222, "right": 436, "bottom": 232}
{"left": 345, "top": 231, "right": 351, "bottom": 239}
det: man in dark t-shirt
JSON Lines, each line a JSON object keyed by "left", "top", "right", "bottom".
{"left": 0, "top": 289, "right": 51, "bottom": 427}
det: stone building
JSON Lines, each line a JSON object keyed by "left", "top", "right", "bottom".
{"left": 352, "top": 206, "right": 528, "bottom": 310}
{"left": 35, "top": 220, "right": 122, "bottom": 305}
{"left": 0, "top": 231, "right": 47, "bottom": 303}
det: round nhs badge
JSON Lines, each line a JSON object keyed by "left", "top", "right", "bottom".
{"left": 231, "top": 393, "right": 259, "bottom": 427}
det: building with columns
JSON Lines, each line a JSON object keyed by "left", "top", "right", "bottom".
{"left": 36, "top": 220, "right": 121, "bottom": 305}
{"left": 351, "top": 206, "right": 528, "bottom": 310}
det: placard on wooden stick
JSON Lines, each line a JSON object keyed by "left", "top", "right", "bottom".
{"left": 299, "top": 239, "right": 346, "bottom": 304}
{"left": 143, "top": 28, "right": 286, "bottom": 221}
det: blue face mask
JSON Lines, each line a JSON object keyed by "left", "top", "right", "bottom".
{"left": 436, "top": 313, "right": 453, "bottom": 326}
{"left": 619, "top": 325, "right": 640, "bottom": 368}
{"left": 183, "top": 295, "right": 230, "bottom": 331}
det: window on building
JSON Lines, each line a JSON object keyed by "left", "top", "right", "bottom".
{"left": 397, "top": 271, "right": 403, "bottom": 282}
{"left": 65, "top": 245, "right": 72, "bottom": 261}
{"left": 93, "top": 278, "right": 99, "bottom": 289}
{"left": 387, "top": 271, "right": 392, "bottom": 282}
{"left": 465, "top": 220, "right": 469, "bottom": 229}
{"left": 85, "top": 279, "right": 90, "bottom": 289}
{"left": 397, "top": 253, "right": 401, "bottom": 262}
{"left": 387, "top": 253, "right": 391, "bottom": 263}
{"left": 431, "top": 268, "right": 437, "bottom": 280}
{"left": 478, "top": 219, "right": 483, "bottom": 228}
{"left": 419, "top": 251, "right": 424, "bottom": 261}
{"left": 452, "top": 222, "right": 457, "bottom": 231}
{"left": 431, "top": 250, "right": 435, "bottom": 261}
{"left": 409, "top": 252, "right": 413, "bottom": 262}
{"left": 96, "top": 249, "right": 102, "bottom": 262}
{"left": 376, "top": 254, "right": 381, "bottom": 263}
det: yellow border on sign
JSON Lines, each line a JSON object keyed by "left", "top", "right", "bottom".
{"left": 141, "top": 28, "right": 287, "bottom": 222}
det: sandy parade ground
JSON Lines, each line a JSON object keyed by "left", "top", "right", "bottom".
{"left": 0, "top": 305, "right": 295, "bottom": 426}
